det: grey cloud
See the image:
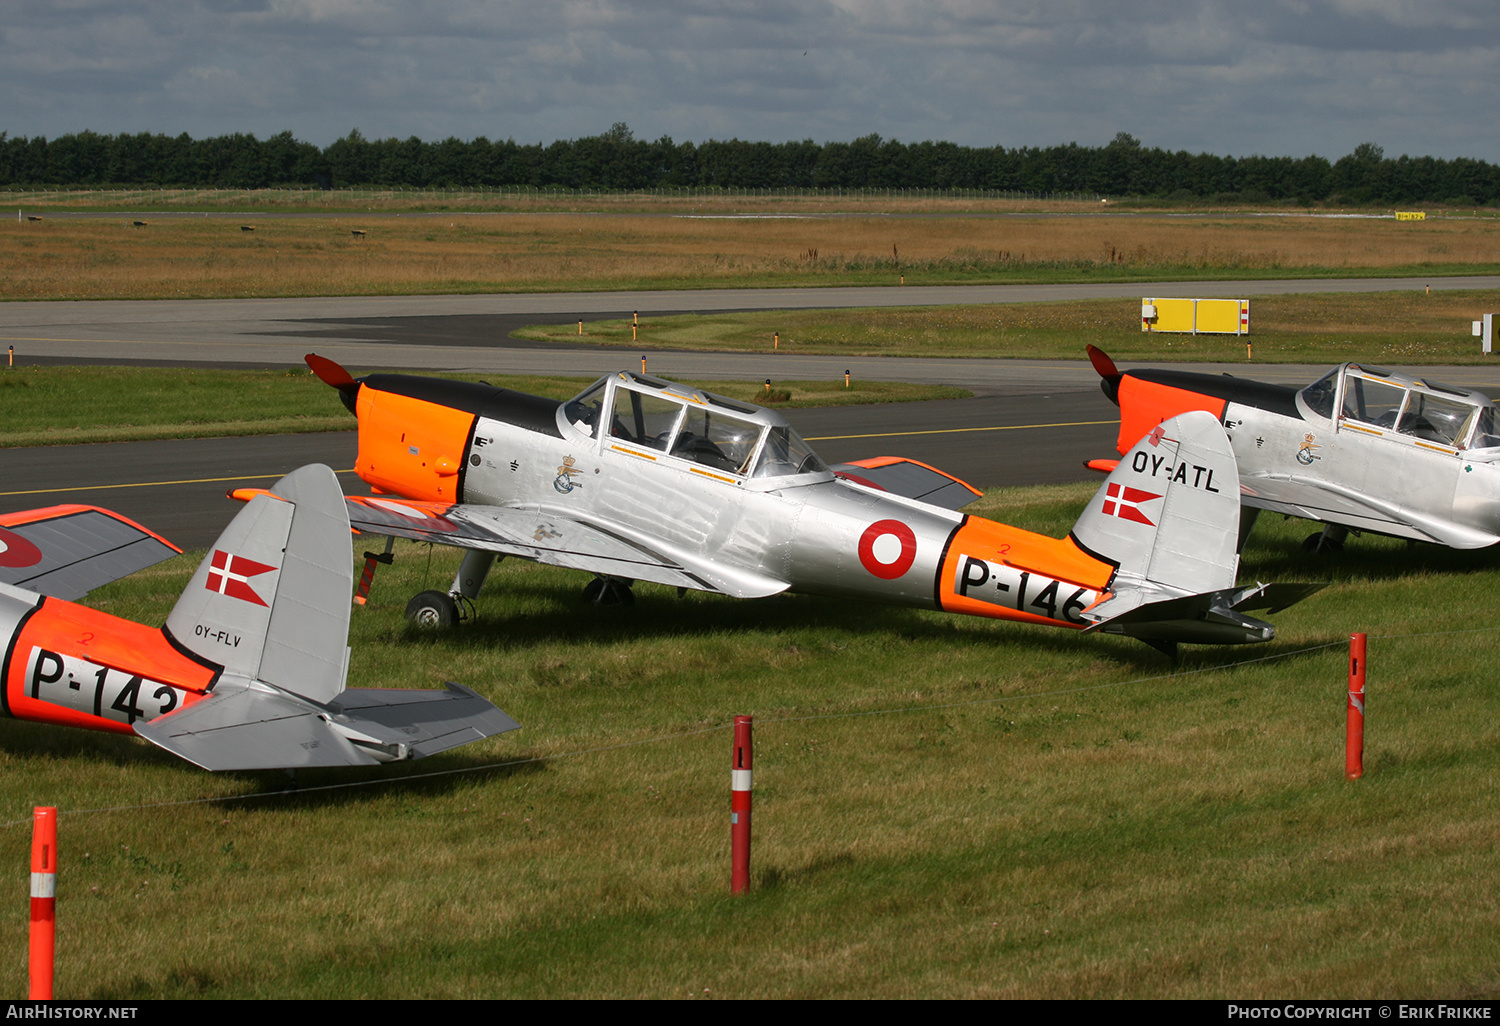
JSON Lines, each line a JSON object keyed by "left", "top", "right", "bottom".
{"left": 0, "top": 0, "right": 1496, "bottom": 162}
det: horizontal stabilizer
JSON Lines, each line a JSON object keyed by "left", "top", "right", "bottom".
{"left": 1227, "top": 581, "right": 1327, "bottom": 615}
{"left": 135, "top": 681, "right": 520, "bottom": 771}
{"left": 1083, "top": 581, "right": 1323, "bottom": 647}
{"left": 135, "top": 686, "right": 377, "bottom": 771}
{"left": 328, "top": 683, "right": 521, "bottom": 760}
{"left": 0, "top": 506, "right": 180, "bottom": 600}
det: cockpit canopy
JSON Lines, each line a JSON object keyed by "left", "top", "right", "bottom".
{"left": 1300, "top": 364, "right": 1500, "bottom": 450}
{"left": 562, "top": 372, "right": 830, "bottom": 479}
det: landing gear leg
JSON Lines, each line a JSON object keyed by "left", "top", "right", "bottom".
{"left": 449, "top": 550, "right": 497, "bottom": 602}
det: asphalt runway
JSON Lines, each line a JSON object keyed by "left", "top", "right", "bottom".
{"left": 4, "top": 275, "right": 1500, "bottom": 380}
{"left": 6, "top": 276, "right": 1500, "bottom": 550}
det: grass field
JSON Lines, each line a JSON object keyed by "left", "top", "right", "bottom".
{"left": 3, "top": 195, "right": 1499, "bottom": 997}
{"left": 1, "top": 486, "right": 1497, "bottom": 998}
{"left": 527, "top": 288, "right": 1500, "bottom": 365}
{"left": 0, "top": 366, "right": 964, "bottom": 447}
{"left": 7, "top": 208, "right": 1500, "bottom": 300}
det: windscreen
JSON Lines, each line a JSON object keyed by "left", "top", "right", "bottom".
{"left": 752, "top": 425, "right": 828, "bottom": 478}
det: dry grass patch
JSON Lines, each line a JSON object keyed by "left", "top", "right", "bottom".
{"left": 7, "top": 211, "right": 1500, "bottom": 300}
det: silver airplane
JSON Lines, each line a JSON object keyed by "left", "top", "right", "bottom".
{"left": 300, "top": 355, "right": 1320, "bottom": 656}
{"left": 0, "top": 465, "right": 519, "bottom": 771}
{"left": 1089, "top": 346, "right": 1500, "bottom": 551}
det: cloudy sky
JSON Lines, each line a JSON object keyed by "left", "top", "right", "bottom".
{"left": 3, "top": 0, "right": 1498, "bottom": 161}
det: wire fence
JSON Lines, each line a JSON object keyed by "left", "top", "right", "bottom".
{"left": 7, "top": 621, "right": 1470, "bottom": 829}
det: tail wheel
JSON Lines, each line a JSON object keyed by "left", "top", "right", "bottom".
{"left": 405, "top": 590, "right": 459, "bottom": 627}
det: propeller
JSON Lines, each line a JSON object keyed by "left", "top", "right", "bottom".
{"left": 1086, "top": 345, "right": 1122, "bottom": 406}
{"left": 305, "top": 353, "right": 361, "bottom": 413}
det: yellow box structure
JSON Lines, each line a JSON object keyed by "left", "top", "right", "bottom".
{"left": 1141, "top": 298, "right": 1250, "bottom": 335}
{"left": 1395, "top": 211, "right": 1427, "bottom": 221}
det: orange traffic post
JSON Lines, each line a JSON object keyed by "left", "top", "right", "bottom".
{"left": 29, "top": 806, "right": 56, "bottom": 1000}
{"left": 773, "top": 331, "right": 779, "bottom": 350}
{"left": 640, "top": 355, "right": 647, "bottom": 374}
{"left": 1347, "top": 633, "right": 1366, "bottom": 780}
{"left": 577, "top": 319, "right": 583, "bottom": 336}
{"left": 632, "top": 324, "right": 637, "bottom": 341}
{"left": 844, "top": 369, "right": 850, "bottom": 388}
{"left": 731, "top": 716, "right": 753, "bottom": 894}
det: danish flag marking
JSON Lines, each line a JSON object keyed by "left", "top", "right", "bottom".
{"left": 206, "top": 550, "right": 276, "bottom": 606}
{"left": 1101, "top": 483, "right": 1161, "bottom": 526}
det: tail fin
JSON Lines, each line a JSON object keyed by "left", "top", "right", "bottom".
{"left": 139, "top": 464, "right": 519, "bottom": 771}
{"left": 1070, "top": 411, "right": 1320, "bottom": 648}
{"left": 165, "top": 464, "right": 351, "bottom": 705}
{"left": 1073, "top": 410, "right": 1241, "bottom": 596}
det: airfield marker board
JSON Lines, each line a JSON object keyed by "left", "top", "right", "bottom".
{"left": 1142, "top": 297, "right": 1250, "bottom": 335}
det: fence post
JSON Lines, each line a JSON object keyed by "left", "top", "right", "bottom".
{"left": 731, "top": 716, "right": 753, "bottom": 894}
{"left": 1347, "top": 633, "right": 1366, "bottom": 780}
{"left": 29, "top": 807, "right": 56, "bottom": 1000}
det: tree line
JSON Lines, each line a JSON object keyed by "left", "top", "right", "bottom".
{"left": 1, "top": 125, "right": 1495, "bottom": 205}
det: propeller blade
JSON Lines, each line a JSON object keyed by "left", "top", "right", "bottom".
{"left": 1086, "top": 345, "right": 1122, "bottom": 405}
{"left": 1086, "top": 345, "right": 1119, "bottom": 380}
{"left": 305, "top": 353, "right": 358, "bottom": 393}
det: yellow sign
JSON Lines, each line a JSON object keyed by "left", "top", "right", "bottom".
{"left": 1395, "top": 211, "right": 1427, "bottom": 221}
{"left": 1142, "top": 298, "right": 1250, "bottom": 335}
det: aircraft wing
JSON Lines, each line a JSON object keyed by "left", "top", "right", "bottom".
{"left": 343, "top": 495, "right": 791, "bottom": 599}
{"left": 830, "top": 457, "right": 983, "bottom": 511}
{"left": 0, "top": 506, "right": 181, "bottom": 600}
{"left": 1240, "top": 473, "right": 1500, "bottom": 549}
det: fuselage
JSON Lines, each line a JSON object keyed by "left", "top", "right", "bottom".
{"left": 1109, "top": 362, "right": 1500, "bottom": 548}
{"left": 348, "top": 371, "right": 1119, "bottom": 630}
{"left": 0, "top": 580, "right": 215, "bottom": 736}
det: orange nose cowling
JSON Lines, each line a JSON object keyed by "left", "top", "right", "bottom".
{"left": 1115, "top": 376, "right": 1226, "bottom": 455}
{"left": 354, "top": 388, "right": 474, "bottom": 503}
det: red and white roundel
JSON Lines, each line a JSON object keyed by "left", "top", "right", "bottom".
{"left": 0, "top": 528, "right": 42, "bottom": 569}
{"left": 858, "top": 519, "right": 917, "bottom": 580}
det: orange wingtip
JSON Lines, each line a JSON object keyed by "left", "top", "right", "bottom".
{"left": 227, "top": 487, "right": 285, "bottom": 503}
{"left": 1085, "top": 459, "right": 1119, "bottom": 474}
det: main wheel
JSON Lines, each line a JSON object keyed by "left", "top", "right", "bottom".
{"left": 583, "top": 577, "right": 635, "bottom": 605}
{"left": 405, "top": 589, "right": 459, "bottom": 627}
{"left": 1301, "top": 531, "right": 1344, "bottom": 554}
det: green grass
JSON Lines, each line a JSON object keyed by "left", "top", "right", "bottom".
{"left": 523, "top": 288, "right": 1500, "bottom": 364}
{"left": 0, "top": 367, "right": 964, "bottom": 447}
{"left": 1, "top": 485, "right": 1497, "bottom": 997}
